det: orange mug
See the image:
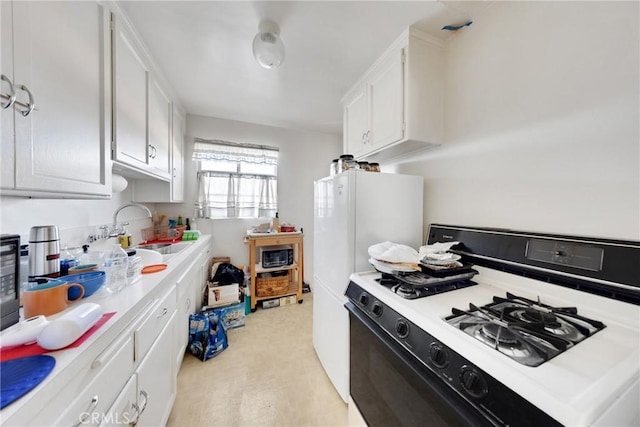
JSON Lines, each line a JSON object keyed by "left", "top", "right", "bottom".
{"left": 22, "top": 280, "right": 84, "bottom": 318}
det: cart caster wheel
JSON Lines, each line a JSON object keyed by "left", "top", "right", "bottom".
{"left": 251, "top": 308, "right": 257, "bottom": 313}
{"left": 298, "top": 300, "right": 303, "bottom": 304}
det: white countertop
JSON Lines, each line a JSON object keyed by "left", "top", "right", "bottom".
{"left": 0, "top": 235, "right": 211, "bottom": 423}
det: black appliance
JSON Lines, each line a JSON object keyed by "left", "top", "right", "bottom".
{"left": 345, "top": 224, "right": 640, "bottom": 426}
{"left": 1, "top": 234, "right": 21, "bottom": 331}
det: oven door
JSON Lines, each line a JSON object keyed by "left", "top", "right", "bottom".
{"left": 347, "top": 302, "right": 495, "bottom": 427}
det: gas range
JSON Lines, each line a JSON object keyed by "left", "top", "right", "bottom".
{"left": 346, "top": 225, "right": 640, "bottom": 426}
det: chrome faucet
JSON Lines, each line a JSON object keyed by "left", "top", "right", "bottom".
{"left": 111, "top": 202, "right": 152, "bottom": 237}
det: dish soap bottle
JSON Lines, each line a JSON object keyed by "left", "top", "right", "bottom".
{"left": 103, "top": 244, "right": 128, "bottom": 294}
{"left": 271, "top": 212, "right": 280, "bottom": 233}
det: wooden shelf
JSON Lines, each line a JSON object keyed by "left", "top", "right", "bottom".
{"left": 255, "top": 263, "right": 298, "bottom": 274}
{"left": 245, "top": 233, "right": 304, "bottom": 310}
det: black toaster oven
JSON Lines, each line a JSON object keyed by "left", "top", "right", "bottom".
{"left": 1, "top": 234, "right": 21, "bottom": 330}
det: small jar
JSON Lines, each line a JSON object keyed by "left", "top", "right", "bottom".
{"left": 357, "top": 161, "right": 370, "bottom": 171}
{"left": 369, "top": 162, "right": 381, "bottom": 172}
{"left": 337, "top": 154, "right": 359, "bottom": 172}
{"left": 330, "top": 159, "right": 339, "bottom": 176}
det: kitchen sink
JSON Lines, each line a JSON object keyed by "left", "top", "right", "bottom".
{"left": 136, "top": 241, "right": 194, "bottom": 261}
{"left": 137, "top": 243, "right": 172, "bottom": 253}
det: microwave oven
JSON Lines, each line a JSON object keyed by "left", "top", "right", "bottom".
{"left": 1, "top": 234, "right": 21, "bottom": 331}
{"left": 260, "top": 245, "right": 294, "bottom": 269}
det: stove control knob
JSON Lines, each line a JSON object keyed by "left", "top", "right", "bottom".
{"left": 371, "top": 301, "right": 383, "bottom": 317}
{"left": 460, "top": 366, "right": 488, "bottom": 399}
{"left": 429, "top": 343, "right": 449, "bottom": 368}
{"left": 358, "top": 293, "right": 369, "bottom": 307}
{"left": 395, "top": 319, "right": 409, "bottom": 338}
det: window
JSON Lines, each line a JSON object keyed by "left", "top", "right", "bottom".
{"left": 193, "top": 138, "right": 278, "bottom": 218}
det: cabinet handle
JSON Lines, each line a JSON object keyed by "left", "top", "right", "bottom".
{"left": 152, "top": 145, "right": 157, "bottom": 159}
{"left": 1, "top": 74, "right": 16, "bottom": 109}
{"left": 156, "top": 307, "right": 168, "bottom": 319}
{"left": 73, "top": 395, "right": 99, "bottom": 427}
{"left": 129, "top": 402, "right": 140, "bottom": 426}
{"left": 148, "top": 144, "right": 157, "bottom": 159}
{"left": 17, "top": 84, "right": 35, "bottom": 117}
{"left": 137, "top": 390, "right": 149, "bottom": 421}
{"left": 362, "top": 132, "right": 366, "bottom": 143}
{"left": 366, "top": 130, "right": 371, "bottom": 143}
{"left": 185, "top": 298, "right": 191, "bottom": 311}
{"left": 173, "top": 167, "right": 177, "bottom": 178}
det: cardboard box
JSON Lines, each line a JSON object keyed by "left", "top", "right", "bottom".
{"left": 262, "top": 299, "right": 280, "bottom": 309}
{"left": 280, "top": 295, "right": 297, "bottom": 306}
{"left": 207, "top": 283, "right": 240, "bottom": 308}
{"left": 213, "top": 302, "right": 245, "bottom": 329}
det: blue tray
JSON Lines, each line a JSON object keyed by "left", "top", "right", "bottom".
{"left": 1, "top": 355, "right": 56, "bottom": 409}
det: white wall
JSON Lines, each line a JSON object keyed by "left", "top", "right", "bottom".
{"left": 0, "top": 184, "right": 155, "bottom": 249}
{"left": 390, "top": 1, "right": 639, "bottom": 240}
{"left": 155, "top": 114, "right": 342, "bottom": 280}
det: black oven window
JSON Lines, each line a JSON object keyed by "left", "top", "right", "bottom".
{"left": 350, "top": 312, "right": 491, "bottom": 427}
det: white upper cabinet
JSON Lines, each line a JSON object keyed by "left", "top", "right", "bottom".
{"left": 112, "top": 14, "right": 171, "bottom": 182}
{"left": 1, "top": 0, "right": 111, "bottom": 198}
{"left": 147, "top": 77, "right": 171, "bottom": 178}
{"left": 113, "top": 19, "right": 148, "bottom": 170}
{"left": 342, "top": 27, "right": 444, "bottom": 161}
{"left": 171, "top": 106, "right": 185, "bottom": 202}
{"left": 132, "top": 104, "right": 185, "bottom": 203}
{"left": 342, "top": 85, "right": 368, "bottom": 157}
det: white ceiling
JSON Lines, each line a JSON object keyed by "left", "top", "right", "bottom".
{"left": 117, "top": 1, "right": 490, "bottom": 135}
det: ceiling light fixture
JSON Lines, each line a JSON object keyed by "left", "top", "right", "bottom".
{"left": 252, "top": 19, "right": 285, "bottom": 69}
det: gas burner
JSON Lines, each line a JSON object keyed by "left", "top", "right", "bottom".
{"left": 522, "top": 308, "right": 560, "bottom": 327}
{"left": 461, "top": 321, "right": 554, "bottom": 367}
{"left": 377, "top": 271, "right": 478, "bottom": 299}
{"left": 502, "top": 306, "right": 585, "bottom": 342}
{"left": 481, "top": 322, "right": 519, "bottom": 346}
{"left": 446, "top": 292, "right": 606, "bottom": 366}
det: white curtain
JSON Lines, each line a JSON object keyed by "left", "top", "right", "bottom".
{"left": 192, "top": 139, "right": 278, "bottom": 165}
{"left": 193, "top": 139, "right": 278, "bottom": 219}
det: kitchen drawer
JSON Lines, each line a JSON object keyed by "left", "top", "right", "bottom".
{"left": 51, "top": 335, "right": 135, "bottom": 426}
{"left": 134, "top": 285, "right": 176, "bottom": 361}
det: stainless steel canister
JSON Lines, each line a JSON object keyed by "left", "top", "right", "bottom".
{"left": 28, "top": 225, "right": 60, "bottom": 278}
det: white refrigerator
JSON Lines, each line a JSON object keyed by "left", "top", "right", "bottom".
{"left": 312, "top": 170, "right": 423, "bottom": 402}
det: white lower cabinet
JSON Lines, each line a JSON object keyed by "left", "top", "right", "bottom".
{"left": 104, "top": 312, "right": 177, "bottom": 427}
{"left": 47, "top": 335, "right": 134, "bottom": 426}
{"left": 101, "top": 375, "right": 137, "bottom": 427}
{"left": 175, "top": 256, "right": 201, "bottom": 368}
{"left": 136, "top": 312, "right": 176, "bottom": 427}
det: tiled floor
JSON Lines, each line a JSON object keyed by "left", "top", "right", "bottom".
{"left": 167, "top": 293, "right": 348, "bottom": 427}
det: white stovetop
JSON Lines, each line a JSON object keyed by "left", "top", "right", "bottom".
{"left": 350, "top": 267, "right": 640, "bottom": 426}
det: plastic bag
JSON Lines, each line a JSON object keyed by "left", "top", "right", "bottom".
{"left": 188, "top": 309, "right": 228, "bottom": 361}
{"left": 211, "top": 262, "right": 245, "bottom": 285}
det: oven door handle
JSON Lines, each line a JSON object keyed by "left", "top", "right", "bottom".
{"left": 345, "top": 301, "right": 500, "bottom": 427}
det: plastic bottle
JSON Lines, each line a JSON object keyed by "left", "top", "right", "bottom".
{"left": 60, "top": 246, "right": 79, "bottom": 276}
{"left": 103, "top": 244, "right": 128, "bottom": 294}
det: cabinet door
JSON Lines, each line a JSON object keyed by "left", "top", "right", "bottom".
{"left": 11, "top": 1, "right": 110, "bottom": 196}
{"left": 147, "top": 77, "right": 171, "bottom": 178}
{"left": 368, "top": 47, "right": 404, "bottom": 150}
{"left": 197, "top": 247, "right": 211, "bottom": 311}
{"left": 113, "top": 17, "right": 148, "bottom": 170}
{"left": 1, "top": 0, "right": 15, "bottom": 190}
{"left": 101, "top": 374, "right": 137, "bottom": 427}
{"left": 175, "top": 257, "right": 199, "bottom": 367}
{"left": 136, "top": 313, "right": 176, "bottom": 427}
{"left": 171, "top": 106, "right": 185, "bottom": 202}
{"left": 343, "top": 86, "right": 368, "bottom": 156}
